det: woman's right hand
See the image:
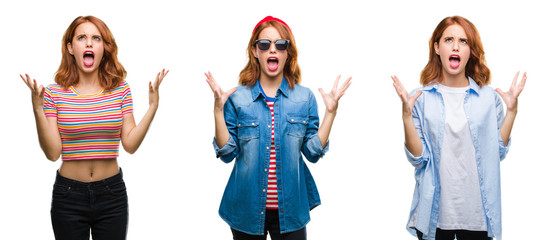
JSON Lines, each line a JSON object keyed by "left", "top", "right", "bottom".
{"left": 205, "top": 71, "right": 236, "bottom": 112}
{"left": 391, "top": 75, "right": 422, "bottom": 118}
{"left": 20, "top": 73, "right": 45, "bottom": 111}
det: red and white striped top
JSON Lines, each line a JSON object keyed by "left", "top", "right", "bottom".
{"left": 43, "top": 82, "right": 133, "bottom": 160}
{"left": 266, "top": 99, "right": 278, "bottom": 209}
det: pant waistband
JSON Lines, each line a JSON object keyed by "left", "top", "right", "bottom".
{"left": 55, "top": 168, "right": 123, "bottom": 189}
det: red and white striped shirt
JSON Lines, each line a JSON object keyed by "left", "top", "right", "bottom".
{"left": 265, "top": 99, "right": 278, "bottom": 209}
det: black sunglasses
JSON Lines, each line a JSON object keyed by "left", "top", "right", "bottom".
{"left": 254, "top": 39, "right": 290, "bottom": 51}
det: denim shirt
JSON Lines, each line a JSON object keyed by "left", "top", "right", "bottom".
{"left": 405, "top": 77, "right": 510, "bottom": 240}
{"left": 213, "top": 78, "right": 329, "bottom": 235}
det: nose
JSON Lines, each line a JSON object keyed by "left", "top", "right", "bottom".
{"left": 269, "top": 42, "right": 277, "bottom": 53}
{"left": 452, "top": 40, "right": 459, "bottom": 51}
{"left": 86, "top": 37, "right": 93, "bottom": 47}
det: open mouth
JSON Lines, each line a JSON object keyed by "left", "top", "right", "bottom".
{"left": 267, "top": 57, "right": 278, "bottom": 71}
{"left": 449, "top": 55, "right": 460, "bottom": 69}
{"left": 83, "top": 51, "right": 95, "bottom": 67}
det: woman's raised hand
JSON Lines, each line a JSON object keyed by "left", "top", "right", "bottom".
{"left": 496, "top": 71, "right": 526, "bottom": 112}
{"left": 205, "top": 71, "right": 236, "bottom": 112}
{"left": 318, "top": 75, "right": 352, "bottom": 113}
{"left": 392, "top": 75, "right": 422, "bottom": 118}
{"left": 20, "top": 73, "right": 46, "bottom": 110}
{"left": 149, "top": 69, "right": 169, "bottom": 108}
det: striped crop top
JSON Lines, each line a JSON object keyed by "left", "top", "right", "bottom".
{"left": 43, "top": 81, "right": 133, "bottom": 160}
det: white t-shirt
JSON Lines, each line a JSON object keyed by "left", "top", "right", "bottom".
{"left": 437, "top": 84, "right": 487, "bottom": 231}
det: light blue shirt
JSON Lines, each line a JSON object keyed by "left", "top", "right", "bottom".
{"left": 405, "top": 77, "right": 510, "bottom": 240}
{"left": 213, "top": 78, "right": 328, "bottom": 235}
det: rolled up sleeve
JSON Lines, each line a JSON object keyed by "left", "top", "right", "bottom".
{"left": 302, "top": 92, "right": 328, "bottom": 163}
{"left": 212, "top": 97, "right": 239, "bottom": 163}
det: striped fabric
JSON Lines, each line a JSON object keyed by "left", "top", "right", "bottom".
{"left": 43, "top": 82, "right": 133, "bottom": 160}
{"left": 265, "top": 99, "right": 278, "bottom": 209}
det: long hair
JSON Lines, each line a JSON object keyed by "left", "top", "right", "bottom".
{"left": 55, "top": 16, "right": 126, "bottom": 91}
{"left": 420, "top": 16, "right": 490, "bottom": 87}
{"left": 239, "top": 20, "right": 301, "bottom": 89}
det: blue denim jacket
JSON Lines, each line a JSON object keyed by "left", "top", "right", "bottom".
{"left": 213, "top": 78, "right": 329, "bottom": 235}
{"left": 405, "top": 77, "right": 510, "bottom": 240}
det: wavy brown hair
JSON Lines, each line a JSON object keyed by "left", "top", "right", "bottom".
{"left": 239, "top": 20, "right": 301, "bottom": 89}
{"left": 421, "top": 16, "right": 490, "bottom": 87}
{"left": 55, "top": 16, "right": 126, "bottom": 91}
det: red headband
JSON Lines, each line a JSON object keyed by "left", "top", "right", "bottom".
{"left": 252, "top": 16, "right": 292, "bottom": 35}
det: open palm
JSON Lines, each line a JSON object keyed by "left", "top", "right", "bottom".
{"left": 319, "top": 75, "right": 352, "bottom": 113}
{"left": 496, "top": 71, "right": 526, "bottom": 112}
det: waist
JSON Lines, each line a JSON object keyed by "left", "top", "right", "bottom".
{"left": 55, "top": 167, "right": 123, "bottom": 189}
{"left": 59, "top": 158, "right": 119, "bottom": 182}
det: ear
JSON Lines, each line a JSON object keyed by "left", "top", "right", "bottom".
{"left": 434, "top": 42, "right": 440, "bottom": 55}
{"left": 67, "top": 42, "right": 74, "bottom": 55}
{"left": 251, "top": 46, "right": 258, "bottom": 59}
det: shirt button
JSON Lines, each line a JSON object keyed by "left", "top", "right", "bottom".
{"left": 261, "top": 211, "right": 264, "bottom": 215}
{"left": 280, "top": 209, "right": 284, "bottom": 213}
{"left": 263, "top": 189, "right": 266, "bottom": 192}
{"left": 291, "top": 119, "right": 294, "bottom": 122}
{"left": 238, "top": 124, "right": 241, "bottom": 127}
{"left": 277, "top": 145, "right": 280, "bottom": 148}
{"left": 264, "top": 168, "right": 267, "bottom": 172}
{"left": 279, "top": 187, "right": 282, "bottom": 190}
{"left": 268, "top": 125, "right": 271, "bottom": 128}
{"left": 266, "top": 146, "right": 269, "bottom": 150}
{"left": 303, "top": 121, "right": 306, "bottom": 123}
{"left": 251, "top": 122, "right": 255, "bottom": 126}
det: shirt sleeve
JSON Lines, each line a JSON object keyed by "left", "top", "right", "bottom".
{"left": 43, "top": 86, "right": 57, "bottom": 118}
{"left": 495, "top": 92, "right": 510, "bottom": 160}
{"left": 212, "top": 96, "right": 239, "bottom": 163}
{"left": 121, "top": 82, "right": 133, "bottom": 115}
{"left": 301, "top": 91, "right": 328, "bottom": 163}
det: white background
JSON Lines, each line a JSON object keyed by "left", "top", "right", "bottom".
{"left": 1, "top": 0, "right": 544, "bottom": 239}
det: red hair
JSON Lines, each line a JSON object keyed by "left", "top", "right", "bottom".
{"left": 55, "top": 16, "right": 126, "bottom": 91}
{"left": 421, "top": 16, "right": 490, "bottom": 87}
{"left": 239, "top": 18, "right": 301, "bottom": 89}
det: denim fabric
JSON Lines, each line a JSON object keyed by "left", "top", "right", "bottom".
{"left": 50, "top": 169, "right": 128, "bottom": 240}
{"left": 213, "top": 78, "right": 328, "bottom": 235}
{"left": 405, "top": 78, "right": 510, "bottom": 240}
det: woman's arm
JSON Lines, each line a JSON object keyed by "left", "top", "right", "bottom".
{"left": 317, "top": 75, "right": 352, "bottom": 148}
{"left": 20, "top": 74, "right": 62, "bottom": 161}
{"left": 496, "top": 71, "right": 527, "bottom": 146}
{"left": 205, "top": 71, "right": 236, "bottom": 148}
{"left": 391, "top": 75, "right": 423, "bottom": 157}
{"left": 121, "top": 69, "right": 168, "bottom": 154}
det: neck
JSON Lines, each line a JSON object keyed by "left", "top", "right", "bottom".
{"left": 441, "top": 71, "right": 468, "bottom": 87}
{"left": 75, "top": 70, "right": 102, "bottom": 93}
{"left": 259, "top": 73, "right": 283, "bottom": 97}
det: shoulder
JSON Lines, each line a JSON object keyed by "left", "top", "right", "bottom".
{"left": 229, "top": 85, "right": 253, "bottom": 104}
{"left": 291, "top": 84, "right": 314, "bottom": 100}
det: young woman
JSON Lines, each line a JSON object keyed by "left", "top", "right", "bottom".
{"left": 392, "top": 16, "right": 526, "bottom": 240}
{"left": 20, "top": 16, "right": 168, "bottom": 240}
{"left": 206, "top": 16, "right": 351, "bottom": 240}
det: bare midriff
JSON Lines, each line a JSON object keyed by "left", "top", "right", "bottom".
{"left": 59, "top": 158, "right": 120, "bottom": 182}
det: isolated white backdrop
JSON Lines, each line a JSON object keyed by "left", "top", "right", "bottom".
{"left": 0, "top": 0, "right": 544, "bottom": 239}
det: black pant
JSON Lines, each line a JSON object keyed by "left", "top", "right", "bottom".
{"left": 231, "top": 209, "right": 307, "bottom": 240}
{"left": 416, "top": 228, "right": 491, "bottom": 240}
{"left": 50, "top": 169, "right": 128, "bottom": 240}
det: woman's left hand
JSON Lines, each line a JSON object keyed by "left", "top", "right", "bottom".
{"left": 496, "top": 71, "right": 526, "bottom": 112}
{"left": 149, "top": 69, "right": 169, "bottom": 108}
{"left": 319, "top": 75, "right": 352, "bottom": 113}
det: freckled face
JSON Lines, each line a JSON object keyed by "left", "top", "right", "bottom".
{"left": 252, "top": 27, "right": 289, "bottom": 80}
{"left": 67, "top": 22, "right": 105, "bottom": 74}
{"left": 434, "top": 24, "right": 471, "bottom": 78}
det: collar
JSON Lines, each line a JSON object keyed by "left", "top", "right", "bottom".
{"left": 251, "top": 77, "right": 290, "bottom": 101}
{"left": 424, "top": 77, "right": 480, "bottom": 95}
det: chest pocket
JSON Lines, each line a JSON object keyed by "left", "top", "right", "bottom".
{"left": 287, "top": 115, "right": 309, "bottom": 138}
{"left": 237, "top": 118, "right": 260, "bottom": 141}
